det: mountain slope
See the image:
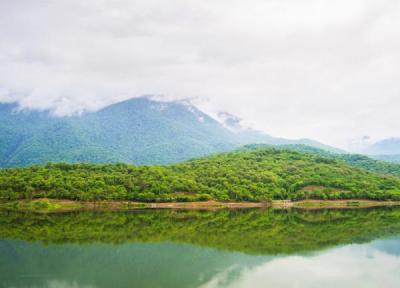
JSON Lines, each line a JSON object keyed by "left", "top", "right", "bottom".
{"left": 0, "top": 98, "right": 237, "bottom": 167}
{"left": 243, "top": 144, "right": 400, "bottom": 177}
{"left": 0, "top": 97, "right": 342, "bottom": 167}
{"left": 218, "top": 112, "right": 345, "bottom": 153}
{"left": 1, "top": 148, "right": 400, "bottom": 202}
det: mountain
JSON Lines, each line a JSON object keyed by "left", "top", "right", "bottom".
{"left": 0, "top": 97, "right": 235, "bottom": 167}
{"left": 357, "top": 138, "right": 400, "bottom": 163}
{"left": 372, "top": 155, "right": 400, "bottom": 163}
{"left": 1, "top": 147, "right": 400, "bottom": 202}
{"left": 363, "top": 138, "right": 400, "bottom": 155}
{"left": 217, "top": 112, "right": 345, "bottom": 153}
{"left": 0, "top": 96, "right": 342, "bottom": 167}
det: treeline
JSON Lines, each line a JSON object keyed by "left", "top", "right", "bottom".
{"left": 1, "top": 148, "right": 400, "bottom": 202}
{"left": 244, "top": 144, "right": 400, "bottom": 177}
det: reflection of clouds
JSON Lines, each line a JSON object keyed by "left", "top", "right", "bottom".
{"left": 372, "top": 238, "right": 400, "bottom": 256}
{"left": 197, "top": 265, "right": 250, "bottom": 288}
{"left": 47, "top": 281, "right": 95, "bottom": 288}
{"left": 22, "top": 280, "right": 95, "bottom": 288}
{"left": 200, "top": 244, "right": 400, "bottom": 288}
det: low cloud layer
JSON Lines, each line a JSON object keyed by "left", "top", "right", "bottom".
{"left": 1, "top": 0, "right": 399, "bottom": 149}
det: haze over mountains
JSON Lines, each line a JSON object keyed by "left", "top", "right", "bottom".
{"left": 362, "top": 138, "right": 400, "bottom": 162}
{"left": 373, "top": 155, "right": 400, "bottom": 163}
{"left": 0, "top": 97, "right": 341, "bottom": 168}
{"left": 350, "top": 138, "right": 400, "bottom": 163}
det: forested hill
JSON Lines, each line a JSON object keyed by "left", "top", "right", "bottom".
{"left": 1, "top": 148, "right": 400, "bottom": 202}
{"left": 0, "top": 97, "right": 341, "bottom": 167}
{"left": 243, "top": 144, "right": 400, "bottom": 177}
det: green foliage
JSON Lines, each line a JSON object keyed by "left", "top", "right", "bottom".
{"left": 244, "top": 144, "right": 400, "bottom": 177}
{"left": 1, "top": 148, "right": 400, "bottom": 202}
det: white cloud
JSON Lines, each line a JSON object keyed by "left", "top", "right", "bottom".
{"left": 0, "top": 0, "right": 399, "bottom": 148}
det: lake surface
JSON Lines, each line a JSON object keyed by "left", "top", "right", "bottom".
{"left": 1, "top": 207, "right": 400, "bottom": 288}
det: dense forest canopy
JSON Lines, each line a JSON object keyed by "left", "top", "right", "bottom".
{"left": 1, "top": 147, "right": 400, "bottom": 202}
{"left": 244, "top": 144, "right": 400, "bottom": 177}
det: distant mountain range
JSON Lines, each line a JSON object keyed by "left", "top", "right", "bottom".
{"left": 363, "top": 138, "right": 400, "bottom": 155}
{"left": 0, "top": 96, "right": 343, "bottom": 167}
{"left": 372, "top": 155, "right": 400, "bottom": 163}
{"left": 359, "top": 138, "right": 400, "bottom": 163}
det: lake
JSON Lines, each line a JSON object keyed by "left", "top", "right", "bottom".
{"left": 1, "top": 207, "right": 400, "bottom": 287}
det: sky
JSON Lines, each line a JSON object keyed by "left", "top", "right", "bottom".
{"left": 0, "top": 0, "right": 399, "bottom": 150}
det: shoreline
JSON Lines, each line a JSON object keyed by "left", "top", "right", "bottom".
{"left": 2, "top": 198, "right": 400, "bottom": 213}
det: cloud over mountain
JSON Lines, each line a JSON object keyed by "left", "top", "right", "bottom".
{"left": 1, "top": 0, "right": 399, "bottom": 148}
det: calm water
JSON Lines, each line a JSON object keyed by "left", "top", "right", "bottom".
{"left": 1, "top": 207, "right": 400, "bottom": 288}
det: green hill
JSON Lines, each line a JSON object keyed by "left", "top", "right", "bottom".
{"left": 243, "top": 144, "right": 400, "bottom": 177}
{"left": 1, "top": 147, "right": 400, "bottom": 202}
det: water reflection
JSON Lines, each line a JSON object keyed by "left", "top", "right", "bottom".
{"left": 200, "top": 239, "right": 400, "bottom": 288}
{"left": 1, "top": 207, "right": 400, "bottom": 288}
{"left": 1, "top": 238, "right": 400, "bottom": 288}
{"left": 2, "top": 207, "right": 400, "bottom": 254}
{"left": 0, "top": 241, "right": 267, "bottom": 288}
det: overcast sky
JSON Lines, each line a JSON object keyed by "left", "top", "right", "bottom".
{"left": 0, "top": 0, "right": 399, "bottom": 149}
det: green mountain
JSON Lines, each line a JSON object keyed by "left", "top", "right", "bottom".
{"left": 0, "top": 97, "right": 341, "bottom": 167}
{"left": 1, "top": 147, "right": 400, "bottom": 202}
{"left": 0, "top": 98, "right": 235, "bottom": 166}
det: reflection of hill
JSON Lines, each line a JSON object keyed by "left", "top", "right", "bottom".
{"left": 1, "top": 208, "right": 400, "bottom": 255}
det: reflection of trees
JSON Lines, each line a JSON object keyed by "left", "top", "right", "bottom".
{"left": 1, "top": 207, "right": 400, "bottom": 255}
